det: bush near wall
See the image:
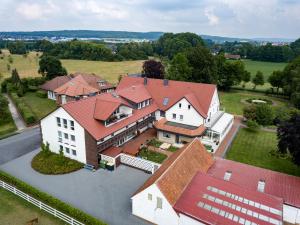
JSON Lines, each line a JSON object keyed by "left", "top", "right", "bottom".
{"left": 9, "top": 92, "right": 37, "bottom": 125}
{"left": 36, "top": 90, "right": 47, "bottom": 98}
{"left": 0, "top": 170, "right": 107, "bottom": 225}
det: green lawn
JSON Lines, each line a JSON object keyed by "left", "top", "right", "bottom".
{"left": 0, "top": 94, "right": 17, "bottom": 138}
{"left": 0, "top": 50, "right": 144, "bottom": 84}
{"left": 219, "top": 90, "right": 288, "bottom": 115}
{"left": 139, "top": 148, "right": 167, "bottom": 164}
{"left": 21, "top": 92, "right": 57, "bottom": 120}
{"left": 226, "top": 128, "right": 300, "bottom": 177}
{"left": 0, "top": 188, "right": 64, "bottom": 225}
{"left": 231, "top": 59, "right": 287, "bottom": 91}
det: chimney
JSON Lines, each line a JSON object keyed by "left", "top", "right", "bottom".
{"left": 163, "top": 79, "right": 169, "bottom": 86}
{"left": 144, "top": 77, "right": 147, "bottom": 85}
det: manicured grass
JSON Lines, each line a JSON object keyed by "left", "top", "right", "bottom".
{"left": 21, "top": 92, "right": 57, "bottom": 120}
{"left": 226, "top": 128, "right": 300, "bottom": 177}
{"left": 148, "top": 138, "right": 163, "bottom": 148}
{"left": 0, "top": 188, "right": 64, "bottom": 225}
{"left": 230, "top": 59, "right": 287, "bottom": 91}
{"left": 0, "top": 122, "right": 17, "bottom": 138}
{"left": 0, "top": 50, "right": 144, "bottom": 84}
{"left": 167, "top": 146, "right": 179, "bottom": 152}
{"left": 139, "top": 148, "right": 167, "bottom": 164}
{"left": 219, "top": 90, "right": 288, "bottom": 115}
{"left": 31, "top": 151, "right": 83, "bottom": 175}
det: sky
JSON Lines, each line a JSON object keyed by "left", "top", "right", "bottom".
{"left": 0, "top": 0, "right": 300, "bottom": 39}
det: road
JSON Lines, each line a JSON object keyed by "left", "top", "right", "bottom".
{"left": 0, "top": 127, "right": 40, "bottom": 165}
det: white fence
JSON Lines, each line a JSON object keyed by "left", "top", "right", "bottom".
{"left": 119, "top": 153, "right": 161, "bottom": 174}
{"left": 0, "top": 180, "right": 84, "bottom": 225}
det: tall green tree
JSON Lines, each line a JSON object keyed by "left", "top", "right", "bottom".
{"left": 241, "top": 71, "right": 251, "bottom": 88}
{"left": 252, "top": 71, "right": 265, "bottom": 89}
{"left": 167, "top": 53, "right": 191, "bottom": 81}
{"left": 38, "top": 55, "right": 67, "bottom": 80}
{"left": 268, "top": 70, "right": 284, "bottom": 93}
{"left": 11, "top": 68, "right": 20, "bottom": 86}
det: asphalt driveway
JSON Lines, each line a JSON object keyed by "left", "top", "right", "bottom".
{"left": 0, "top": 149, "right": 151, "bottom": 225}
{"left": 0, "top": 127, "right": 40, "bottom": 165}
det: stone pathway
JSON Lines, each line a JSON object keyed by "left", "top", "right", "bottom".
{"left": 4, "top": 94, "right": 26, "bottom": 130}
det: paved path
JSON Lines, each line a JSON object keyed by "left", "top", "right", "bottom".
{"left": 4, "top": 93, "right": 26, "bottom": 130}
{"left": 0, "top": 127, "right": 40, "bottom": 165}
{"left": 0, "top": 150, "right": 151, "bottom": 225}
{"left": 214, "top": 116, "right": 243, "bottom": 158}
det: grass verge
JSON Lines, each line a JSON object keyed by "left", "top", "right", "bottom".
{"left": 139, "top": 148, "right": 167, "bottom": 164}
{"left": 32, "top": 151, "right": 83, "bottom": 175}
{"left": 226, "top": 128, "right": 300, "bottom": 176}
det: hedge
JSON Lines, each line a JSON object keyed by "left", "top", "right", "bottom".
{"left": 0, "top": 170, "right": 107, "bottom": 225}
{"left": 9, "top": 92, "right": 37, "bottom": 125}
{"left": 36, "top": 90, "right": 47, "bottom": 98}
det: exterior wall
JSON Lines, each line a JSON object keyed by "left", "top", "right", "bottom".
{"left": 85, "top": 130, "right": 98, "bottom": 168}
{"left": 178, "top": 214, "right": 205, "bottom": 225}
{"left": 165, "top": 98, "right": 204, "bottom": 127}
{"left": 283, "top": 204, "right": 300, "bottom": 225}
{"left": 206, "top": 89, "right": 220, "bottom": 121}
{"left": 179, "top": 136, "right": 193, "bottom": 144}
{"left": 157, "top": 131, "right": 176, "bottom": 144}
{"left": 40, "top": 107, "right": 87, "bottom": 164}
{"left": 132, "top": 184, "right": 179, "bottom": 225}
{"left": 47, "top": 91, "right": 56, "bottom": 100}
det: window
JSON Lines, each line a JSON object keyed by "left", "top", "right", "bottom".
{"left": 59, "top": 145, "right": 63, "bottom": 151}
{"left": 148, "top": 193, "right": 152, "bottom": 201}
{"left": 163, "top": 97, "right": 169, "bottom": 106}
{"left": 70, "top": 120, "right": 74, "bottom": 130}
{"left": 160, "top": 111, "right": 165, "bottom": 117}
{"left": 188, "top": 104, "right": 191, "bottom": 110}
{"left": 56, "top": 117, "right": 61, "bottom": 127}
{"left": 63, "top": 119, "right": 67, "bottom": 128}
{"left": 65, "top": 147, "right": 70, "bottom": 154}
{"left": 224, "top": 171, "right": 232, "bottom": 181}
{"left": 180, "top": 115, "right": 183, "bottom": 121}
{"left": 163, "top": 132, "right": 170, "bottom": 138}
{"left": 157, "top": 197, "right": 162, "bottom": 209}
{"left": 64, "top": 133, "right": 69, "bottom": 139}
{"left": 71, "top": 135, "right": 75, "bottom": 142}
{"left": 257, "top": 180, "right": 265, "bottom": 192}
{"left": 72, "top": 149, "right": 77, "bottom": 156}
{"left": 58, "top": 131, "right": 62, "bottom": 142}
{"left": 172, "top": 113, "right": 176, "bottom": 119}
{"left": 179, "top": 103, "right": 182, "bottom": 108}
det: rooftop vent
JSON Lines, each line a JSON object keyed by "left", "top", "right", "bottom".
{"left": 132, "top": 85, "right": 136, "bottom": 90}
{"left": 163, "top": 97, "right": 169, "bottom": 106}
{"left": 163, "top": 79, "right": 169, "bottom": 86}
{"left": 223, "top": 171, "right": 232, "bottom": 181}
{"left": 144, "top": 77, "right": 148, "bottom": 85}
{"left": 257, "top": 179, "right": 266, "bottom": 192}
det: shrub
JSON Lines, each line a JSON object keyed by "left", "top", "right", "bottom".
{"left": 0, "top": 170, "right": 106, "bottom": 225}
{"left": 255, "top": 104, "right": 274, "bottom": 126}
{"left": 246, "top": 120, "right": 260, "bottom": 132}
{"left": 243, "top": 104, "right": 257, "bottom": 121}
{"left": 36, "top": 90, "right": 47, "bottom": 98}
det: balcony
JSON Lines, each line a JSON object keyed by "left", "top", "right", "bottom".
{"left": 105, "top": 113, "right": 130, "bottom": 126}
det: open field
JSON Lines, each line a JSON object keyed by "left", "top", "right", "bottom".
{"left": 226, "top": 128, "right": 300, "bottom": 177}
{"left": 219, "top": 90, "right": 289, "bottom": 115}
{"left": 0, "top": 50, "right": 144, "bottom": 84}
{"left": 0, "top": 188, "right": 64, "bottom": 225}
{"left": 232, "top": 59, "right": 287, "bottom": 90}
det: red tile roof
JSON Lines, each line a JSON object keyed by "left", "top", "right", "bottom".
{"left": 54, "top": 75, "right": 99, "bottom": 97}
{"left": 40, "top": 76, "right": 72, "bottom": 91}
{"left": 117, "top": 77, "right": 216, "bottom": 118}
{"left": 72, "top": 73, "right": 114, "bottom": 91}
{"left": 117, "top": 84, "right": 151, "bottom": 103}
{"left": 208, "top": 158, "right": 300, "bottom": 208}
{"left": 174, "top": 172, "right": 283, "bottom": 225}
{"left": 101, "top": 146, "right": 122, "bottom": 157}
{"left": 133, "top": 139, "right": 214, "bottom": 205}
{"left": 154, "top": 118, "right": 206, "bottom": 137}
{"left": 62, "top": 94, "right": 158, "bottom": 140}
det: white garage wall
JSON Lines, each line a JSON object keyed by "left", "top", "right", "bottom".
{"left": 178, "top": 214, "right": 206, "bottom": 225}
{"left": 40, "top": 107, "right": 87, "bottom": 164}
{"left": 132, "top": 184, "right": 179, "bottom": 225}
{"left": 166, "top": 98, "right": 204, "bottom": 127}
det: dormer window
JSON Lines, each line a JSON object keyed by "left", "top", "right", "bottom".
{"left": 98, "top": 81, "right": 106, "bottom": 87}
{"left": 257, "top": 179, "right": 265, "bottom": 192}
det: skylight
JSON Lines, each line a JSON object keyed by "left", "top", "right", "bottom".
{"left": 223, "top": 171, "right": 232, "bottom": 181}
{"left": 163, "top": 97, "right": 169, "bottom": 106}
{"left": 257, "top": 180, "right": 266, "bottom": 193}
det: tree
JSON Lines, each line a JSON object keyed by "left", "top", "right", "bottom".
{"left": 255, "top": 104, "right": 274, "bottom": 126}
{"left": 186, "top": 46, "right": 217, "bottom": 84}
{"left": 0, "top": 94, "right": 9, "bottom": 123}
{"left": 268, "top": 70, "right": 284, "bottom": 94}
{"left": 252, "top": 71, "right": 264, "bottom": 89}
{"left": 277, "top": 114, "right": 300, "bottom": 165}
{"left": 246, "top": 120, "right": 260, "bottom": 132}
{"left": 11, "top": 68, "right": 20, "bottom": 86}
{"left": 142, "top": 60, "right": 165, "bottom": 79}
{"left": 39, "top": 55, "right": 67, "bottom": 80}
{"left": 167, "top": 53, "right": 191, "bottom": 81}
{"left": 243, "top": 104, "right": 257, "bottom": 121}
{"left": 241, "top": 71, "right": 251, "bottom": 88}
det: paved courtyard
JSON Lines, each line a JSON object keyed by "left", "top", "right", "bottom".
{"left": 0, "top": 149, "right": 151, "bottom": 225}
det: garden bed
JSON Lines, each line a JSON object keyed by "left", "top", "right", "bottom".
{"left": 31, "top": 151, "right": 83, "bottom": 175}
{"left": 139, "top": 148, "right": 167, "bottom": 164}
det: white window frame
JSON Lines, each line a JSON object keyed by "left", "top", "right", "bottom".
{"left": 72, "top": 149, "right": 77, "bottom": 156}
{"left": 70, "top": 120, "right": 75, "bottom": 130}
{"left": 63, "top": 119, "right": 68, "bottom": 129}
{"left": 58, "top": 131, "right": 62, "bottom": 142}
{"left": 172, "top": 113, "right": 176, "bottom": 119}
{"left": 148, "top": 193, "right": 152, "bottom": 201}
{"left": 163, "top": 132, "right": 170, "bottom": 138}
{"left": 56, "top": 117, "right": 61, "bottom": 127}
{"left": 180, "top": 115, "right": 183, "bottom": 121}
{"left": 157, "top": 197, "right": 163, "bottom": 209}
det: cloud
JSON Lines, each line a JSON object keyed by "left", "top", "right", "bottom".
{"left": 204, "top": 7, "right": 219, "bottom": 25}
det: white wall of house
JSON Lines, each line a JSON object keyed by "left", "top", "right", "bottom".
{"left": 132, "top": 184, "right": 179, "bottom": 225}
{"left": 47, "top": 91, "right": 56, "bottom": 100}
{"left": 40, "top": 107, "right": 87, "bottom": 164}
{"left": 206, "top": 89, "right": 220, "bottom": 121}
{"left": 157, "top": 131, "right": 176, "bottom": 144}
{"left": 119, "top": 105, "right": 133, "bottom": 115}
{"left": 283, "top": 204, "right": 300, "bottom": 225}
{"left": 166, "top": 98, "right": 204, "bottom": 127}
{"left": 178, "top": 214, "right": 205, "bottom": 225}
